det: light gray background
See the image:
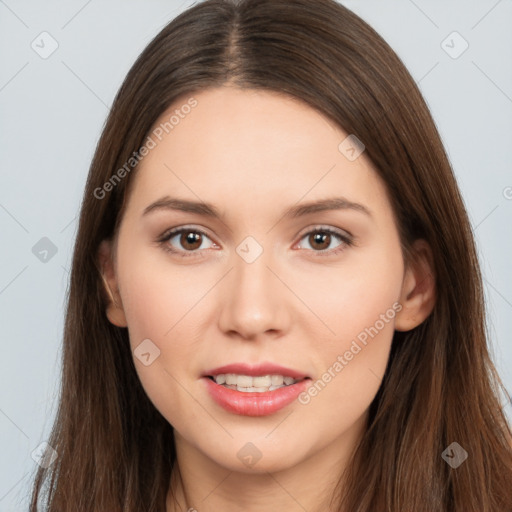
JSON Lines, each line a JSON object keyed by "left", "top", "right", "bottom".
{"left": 1, "top": 0, "right": 511, "bottom": 509}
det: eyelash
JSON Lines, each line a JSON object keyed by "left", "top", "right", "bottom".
{"left": 157, "top": 225, "right": 354, "bottom": 259}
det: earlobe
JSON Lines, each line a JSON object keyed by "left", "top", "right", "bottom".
{"left": 97, "top": 239, "right": 128, "bottom": 328}
{"left": 394, "top": 239, "right": 436, "bottom": 332}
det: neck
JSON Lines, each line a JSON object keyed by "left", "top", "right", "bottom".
{"left": 166, "top": 412, "right": 367, "bottom": 512}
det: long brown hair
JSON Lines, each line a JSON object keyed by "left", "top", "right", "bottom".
{"left": 29, "top": 0, "right": 512, "bottom": 510}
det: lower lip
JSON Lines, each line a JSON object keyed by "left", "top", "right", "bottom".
{"left": 203, "top": 377, "right": 311, "bottom": 416}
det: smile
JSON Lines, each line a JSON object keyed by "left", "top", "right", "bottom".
{"left": 211, "top": 373, "right": 302, "bottom": 392}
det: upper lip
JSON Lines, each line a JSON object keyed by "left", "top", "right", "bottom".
{"left": 203, "top": 362, "right": 310, "bottom": 380}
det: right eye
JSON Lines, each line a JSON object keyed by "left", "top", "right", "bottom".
{"left": 158, "top": 226, "right": 218, "bottom": 257}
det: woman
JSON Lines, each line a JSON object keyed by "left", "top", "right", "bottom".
{"left": 29, "top": 0, "right": 512, "bottom": 510}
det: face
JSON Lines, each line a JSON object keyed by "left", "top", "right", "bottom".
{"left": 99, "top": 86, "right": 433, "bottom": 476}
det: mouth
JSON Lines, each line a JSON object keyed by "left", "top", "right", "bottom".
{"left": 205, "top": 373, "right": 307, "bottom": 392}
{"left": 201, "top": 363, "right": 312, "bottom": 416}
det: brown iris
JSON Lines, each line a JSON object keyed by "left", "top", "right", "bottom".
{"left": 309, "top": 232, "right": 331, "bottom": 251}
{"left": 180, "top": 231, "right": 203, "bottom": 251}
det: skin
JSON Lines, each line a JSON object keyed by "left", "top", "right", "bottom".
{"left": 98, "top": 86, "right": 436, "bottom": 512}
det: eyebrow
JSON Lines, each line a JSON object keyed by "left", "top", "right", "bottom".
{"left": 142, "top": 196, "right": 372, "bottom": 220}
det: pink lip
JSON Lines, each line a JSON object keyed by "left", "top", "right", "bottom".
{"left": 203, "top": 376, "right": 311, "bottom": 416}
{"left": 202, "top": 362, "right": 309, "bottom": 379}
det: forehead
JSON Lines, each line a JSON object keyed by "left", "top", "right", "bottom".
{"left": 124, "top": 86, "right": 389, "bottom": 220}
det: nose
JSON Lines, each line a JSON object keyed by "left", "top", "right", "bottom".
{"left": 217, "top": 244, "right": 291, "bottom": 342}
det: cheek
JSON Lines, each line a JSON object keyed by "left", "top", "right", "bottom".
{"left": 117, "top": 263, "right": 207, "bottom": 429}
{"left": 303, "top": 239, "right": 403, "bottom": 346}
{"left": 297, "top": 244, "right": 403, "bottom": 418}
{"left": 115, "top": 246, "right": 203, "bottom": 400}
{"left": 121, "top": 270, "right": 178, "bottom": 348}
{"left": 117, "top": 239, "right": 204, "bottom": 346}
{"left": 298, "top": 296, "right": 398, "bottom": 430}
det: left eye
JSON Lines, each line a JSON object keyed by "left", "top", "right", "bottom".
{"left": 296, "top": 228, "right": 351, "bottom": 254}
{"left": 158, "top": 226, "right": 353, "bottom": 258}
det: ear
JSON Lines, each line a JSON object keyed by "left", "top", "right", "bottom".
{"left": 97, "top": 239, "right": 127, "bottom": 328}
{"left": 394, "top": 238, "right": 436, "bottom": 332}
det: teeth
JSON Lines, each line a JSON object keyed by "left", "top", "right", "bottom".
{"left": 253, "top": 375, "right": 272, "bottom": 387}
{"left": 236, "top": 375, "right": 254, "bottom": 387}
{"left": 225, "top": 374, "right": 237, "bottom": 385}
{"left": 212, "top": 373, "right": 300, "bottom": 389}
{"left": 271, "top": 375, "right": 284, "bottom": 386}
{"left": 237, "top": 386, "right": 269, "bottom": 392}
